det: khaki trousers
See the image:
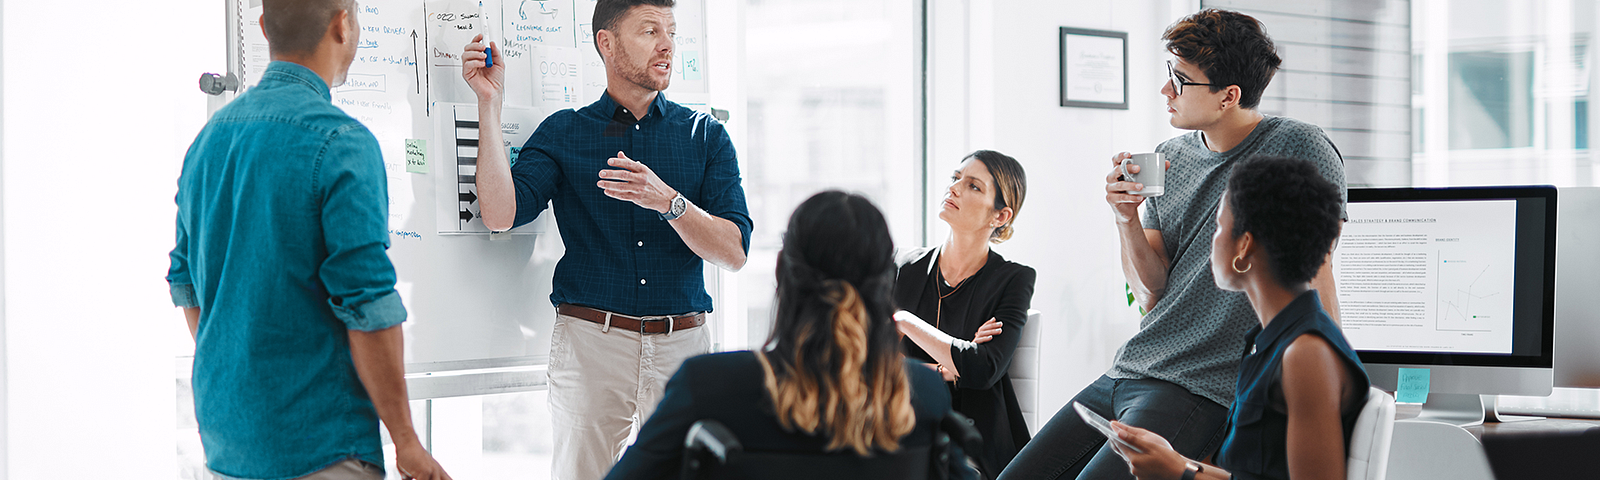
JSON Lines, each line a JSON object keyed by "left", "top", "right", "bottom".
{"left": 547, "top": 312, "right": 711, "bottom": 480}
{"left": 211, "top": 458, "right": 382, "bottom": 480}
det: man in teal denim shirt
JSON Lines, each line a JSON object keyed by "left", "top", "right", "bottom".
{"left": 167, "top": 1, "right": 450, "bottom": 479}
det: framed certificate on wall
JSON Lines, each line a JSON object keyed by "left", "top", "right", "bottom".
{"left": 1060, "top": 27, "right": 1128, "bottom": 109}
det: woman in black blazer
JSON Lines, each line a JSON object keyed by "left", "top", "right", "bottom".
{"left": 896, "top": 150, "right": 1035, "bottom": 477}
{"left": 606, "top": 191, "right": 977, "bottom": 480}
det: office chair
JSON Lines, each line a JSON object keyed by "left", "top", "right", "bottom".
{"left": 1007, "top": 310, "right": 1043, "bottom": 435}
{"left": 1345, "top": 387, "right": 1397, "bottom": 480}
{"left": 681, "top": 411, "right": 986, "bottom": 480}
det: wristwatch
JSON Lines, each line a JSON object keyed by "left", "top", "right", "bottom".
{"left": 660, "top": 192, "right": 689, "bottom": 221}
{"left": 1180, "top": 460, "right": 1203, "bottom": 480}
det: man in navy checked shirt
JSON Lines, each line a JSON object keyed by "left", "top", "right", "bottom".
{"left": 461, "top": 0, "right": 750, "bottom": 478}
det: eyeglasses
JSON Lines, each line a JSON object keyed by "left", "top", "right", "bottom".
{"left": 1167, "top": 60, "right": 1216, "bottom": 95}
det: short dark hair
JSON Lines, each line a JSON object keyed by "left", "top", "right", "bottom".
{"left": 965, "top": 150, "right": 1027, "bottom": 243}
{"left": 263, "top": 0, "right": 354, "bottom": 57}
{"left": 1162, "top": 9, "right": 1281, "bottom": 109}
{"left": 1227, "top": 156, "right": 1342, "bottom": 285}
{"left": 592, "top": 0, "right": 675, "bottom": 57}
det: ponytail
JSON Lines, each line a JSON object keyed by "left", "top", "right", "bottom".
{"left": 758, "top": 280, "right": 916, "bottom": 455}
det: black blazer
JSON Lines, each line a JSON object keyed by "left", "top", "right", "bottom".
{"left": 605, "top": 351, "right": 977, "bottom": 480}
{"left": 895, "top": 247, "right": 1036, "bottom": 475}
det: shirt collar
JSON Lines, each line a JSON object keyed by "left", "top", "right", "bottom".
{"left": 598, "top": 90, "right": 668, "bottom": 122}
{"left": 1252, "top": 289, "right": 1325, "bottom": 350}
{"left": 261, "top": 61, "right": 332, "bottom": 101}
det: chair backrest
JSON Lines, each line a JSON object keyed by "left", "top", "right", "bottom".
{"left": 682, "top": 411, "right": 984, "bottom": 480}
{"left": 1006, "top": 309, "right": 1043, "bottom": 434}
{"left": 1346, "top": 386, "right": 1397, "bottom": 480}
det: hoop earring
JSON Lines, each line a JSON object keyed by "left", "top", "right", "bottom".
{"left": 1232, "top": 255, "right": 1252, "bottom": 274}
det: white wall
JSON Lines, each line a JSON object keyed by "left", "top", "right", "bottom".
{"left": 1, "top": 0, "right": 217, "bottom": 478}
{"left": 927, "top": 0, "right": 1198, "bottom": 419}
{"left": 0, "top": 0, "right": 7, "bottom": 474}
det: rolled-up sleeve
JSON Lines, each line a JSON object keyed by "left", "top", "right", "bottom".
{"left": 317, "top": 126, "right": 406, "bottom": 332}
{"left": 510, "top": 119, "right": 566, "bottom": 229}
{"left": 167, "top": 210, "right": 199, "bottom": 308}
{"left": 952, "top": 266, "right": 1037, "bottom": 390}
{"left": 698, "top": 121, "right": 752, "bottom": 252}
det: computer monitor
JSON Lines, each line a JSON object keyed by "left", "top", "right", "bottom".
{"left": 1332, "top": 186, "right": 1556, "bottom": 426}
{"left": 1554, "top": 187, "right": 1600, "bottom": 389}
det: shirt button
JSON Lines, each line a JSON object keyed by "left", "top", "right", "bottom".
{"left": 637, "top": 241, "right": 644, "bottom": 247}
{"left": 640, "top": 278, "right": 647, "bottom": 285}
{"left": 634, "top": 124, "right": 640, "bottom": 130}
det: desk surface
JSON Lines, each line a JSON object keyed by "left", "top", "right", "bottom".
{"left": 1393, "top": 404, "right": 1600, "bottom": 438}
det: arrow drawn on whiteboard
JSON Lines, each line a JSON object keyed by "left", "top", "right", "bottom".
{"left": 460, "top": 190, "right": 478, "bottom": 204}
{"left": 421, "top": 14, "right": 433, "bottom": 116}
{"left": 406, "top": 30, "right": 419, "bottom": 94}
{"left": 520, "top": 1, "right": 559, "bottom": 21}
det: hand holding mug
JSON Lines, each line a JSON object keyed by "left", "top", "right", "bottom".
{"left": 1105, "top": 152, "right": 1170, "bottom": 224}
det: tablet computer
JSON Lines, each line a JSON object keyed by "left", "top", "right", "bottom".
{"left": 1073, "top": 401, "right": 1144, "bottom": 454}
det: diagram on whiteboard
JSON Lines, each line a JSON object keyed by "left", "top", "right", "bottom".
{"left": 236, "top": 0, "right": 709, "bottom": 236}
{"left": 435, "top": 104, "right": 543, "bottom": 233}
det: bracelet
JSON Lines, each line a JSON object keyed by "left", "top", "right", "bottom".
{"left": 1180, "top": 460, "right": 1202, "bottom": 480}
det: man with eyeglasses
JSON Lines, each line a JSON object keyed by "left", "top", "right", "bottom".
{"left": 1000, "top": 9, "right": 1347, "bottom": 480}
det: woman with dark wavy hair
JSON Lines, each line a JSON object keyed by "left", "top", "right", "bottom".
{"left": 606, "top": 191, "right": 976, "bottom": 480}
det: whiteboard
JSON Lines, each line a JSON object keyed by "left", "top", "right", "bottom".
{"left": 221, "top": 0, "right": 715, "bottom": 374}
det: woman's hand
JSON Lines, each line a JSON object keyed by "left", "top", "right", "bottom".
{"left": 1110, "top": 421, "right": 1188, "bottom": 480}
{"left": 922, "top": 363, "right": 958, "bottom": 382}
{"left": 971, "top": 318, "right": 1002, "bottom": 344}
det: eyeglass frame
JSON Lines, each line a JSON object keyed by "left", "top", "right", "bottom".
{"left": 1167, "top": 60, "right": 1218, "bottom": 95}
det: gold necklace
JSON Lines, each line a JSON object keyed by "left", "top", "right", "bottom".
{"left": 934, "top": 255, "right": 974, "bottom": 331}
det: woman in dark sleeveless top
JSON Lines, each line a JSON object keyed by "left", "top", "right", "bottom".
{"left": 1110, "top": 156, "right": 1370, "bottom": 480}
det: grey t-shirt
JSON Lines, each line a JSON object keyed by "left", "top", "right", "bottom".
{"left": 1108, "top": 115, "right": 1348, "bottom": 407}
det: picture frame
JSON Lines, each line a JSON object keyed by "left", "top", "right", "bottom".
{"left": 1060, "top": 27, "right": 1129, "bottom": 109}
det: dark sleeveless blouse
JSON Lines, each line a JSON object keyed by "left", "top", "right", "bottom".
{"left": 1216, "top": 290, "right": 1370, "bottom": 480}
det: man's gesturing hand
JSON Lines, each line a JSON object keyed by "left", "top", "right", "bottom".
{"left": 598, "top": 152, "right": 678, "bottom": 214}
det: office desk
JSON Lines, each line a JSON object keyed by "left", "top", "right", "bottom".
{"left": 1387, "top": 404, "right": 1600, "bottom": 480}
{"left": 1392, "top": 403, "right": 1600, "bottom": 435}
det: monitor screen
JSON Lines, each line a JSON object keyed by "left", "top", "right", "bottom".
{"left": 1333, "top": 187, "right": 1556, "bottom": 370}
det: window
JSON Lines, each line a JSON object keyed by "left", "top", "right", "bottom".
{"left": 738, "top": 0, "right": 922, "bottom": 344}
{"left": 1206, "top": 0, "right": 1414, "bottom": 187}
{"left": 1413, "top": 0, "right": 1599, "bottom": 187}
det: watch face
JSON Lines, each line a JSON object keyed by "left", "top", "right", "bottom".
{"left": 673, "top": 195, "right": 687, "bottom": 215}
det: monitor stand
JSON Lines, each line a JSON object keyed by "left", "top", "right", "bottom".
{"left": 1414, "top": 393, "right": 1545, "bottom": 426}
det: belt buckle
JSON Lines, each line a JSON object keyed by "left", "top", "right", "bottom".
{"left": 641, "top": 315, "right": 674, "bottom": 335}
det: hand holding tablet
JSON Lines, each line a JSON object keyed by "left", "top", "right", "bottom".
{"left": 1073, "top": 402, "right": 1144, "bottom": 455}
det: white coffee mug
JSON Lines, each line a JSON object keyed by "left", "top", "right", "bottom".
{"left": 1119, "top": 152, "right": 1164, "bottom": 197}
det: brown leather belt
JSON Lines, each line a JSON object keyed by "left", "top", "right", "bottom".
{"left": 557, "top": 304, "right": 705, "bottom": 335}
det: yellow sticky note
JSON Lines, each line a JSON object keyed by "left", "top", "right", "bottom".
{"left": 406, "top": 139, "right": 428, "bottom": 174}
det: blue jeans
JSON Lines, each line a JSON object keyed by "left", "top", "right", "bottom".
{"left": 998, "top": 375, "right": 1230, "bottom": 480}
